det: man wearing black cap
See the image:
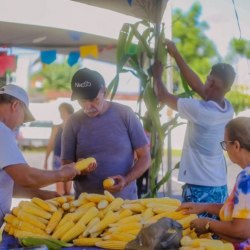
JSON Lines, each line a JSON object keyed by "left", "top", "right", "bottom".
{"left": 61, "top": 68, "right": 151, "bottom": 199}
{"left": 0, "top": 84, "right": 80, "bottom": 227}
{"left": 152, "top": 39, "right": 236, "bottom": 216}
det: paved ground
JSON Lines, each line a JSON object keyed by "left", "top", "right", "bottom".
{"left": 11, "top": 150, "right": 241, "bottom": 208}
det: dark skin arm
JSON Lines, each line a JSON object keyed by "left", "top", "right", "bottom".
{"left": 107, "top": 144, "right": 151, "bottom": 193}
{"left": 152, "top": 61, "right": 179, "bottom": 111}
{"left": 5, "top": 163, "right": 80, "bottom": 188}
{"left": 13, "top": 183, "right": 59, "bottom": 200}
{"left": 165, "top": 39, "right": 206, "bottom": 99}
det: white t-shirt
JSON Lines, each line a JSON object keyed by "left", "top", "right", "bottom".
{"left": 177, "top": 98, "right": 234, "bottom": 186}
{"left": 0, "top": 122, "right": 26, "bottom": 226}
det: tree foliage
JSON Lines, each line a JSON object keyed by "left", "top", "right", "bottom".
{"left": 31, "top": 60, "right": 79, "bottom": 91}
{"left": 171, "top": 3, "right": 220, "bottom": 92}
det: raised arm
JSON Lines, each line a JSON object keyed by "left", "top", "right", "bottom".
{"left": 166, "top": 39, "right": 206, "bottom": 99}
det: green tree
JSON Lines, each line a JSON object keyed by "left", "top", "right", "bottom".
{"left": 172, "top": 3, "right": 220, "bottom": 92}
{"left": 31, "top": 60, "right": 79, "bottom": 91}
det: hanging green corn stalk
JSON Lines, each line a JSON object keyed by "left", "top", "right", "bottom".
{"left": 108, "top": 20, "right": 191, "bottom": 197}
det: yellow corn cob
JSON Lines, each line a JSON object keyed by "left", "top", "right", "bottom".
{"left": 17, "top": 221, "right": 46, "bottom": 236}
{"left": 90, "top": 231, "right": 102, "bottom": 238}
{"left": 97, "top": 199, "right": 109, "bottom": 210}
{"left": 73, "top": 237, "right": 102, "bottom": 246}
{"left": 115, "top": 214, "right": 141, "bottom": 225}
{"left": 97, "top": 210, "right": 105, "bottom": 219}
{"left": 122, "top": 203, "right": 145, "bottom": 213}
{"left": 125, "top": 228, "right": 141, "bottom": 235}
{"left": 61, "top": 224, "right": 86, "bottom": 242}
{"left": 8, "top": 226, "right": 16, "bottom": 236}
{"left": 141, "top": 207, "right": 154, "bottom": 222}
{"left": 4, "top": 214, "right": 18, "bottom": 225}
{"left": 62, "top": 202, "right": 71, "bottom": 211}
{"left": 168, "top": 211, "right": 187, "bottom": 220}
{"left": 86, "top": 194, "right": 107, "bottom": 203}
{"left": 95, "top": 240, "right": 127, "bottom": 250}
{"left": 75, "top": 157, "right": 96, "bottom": 171}
{"left": 52, "top": 220, "right": 75, "bottom": 240}
{"left": 152, "top": 205, "right": 177, "bottom": 214}
{"left": 108, "top": 222, "right": 142, "bottom": 233}
{"left": 21, "top": 204, "right": 52, "bottom": 219}
{"left": 104, "top": 232, "right": 136, "bottom": 242}
{"left": 45, "top": 208, "right": 64, "bottom": 234}
{"left": 118, "top": 209, "right": 133, "bottom": 219}
{"left": 177, "top": 214, "right": 198, "bottom": 229}
{"left": 69, "top": 206, "right": 76, "bottom": 213}
{"left": 4, "top": 223, "right": 11, "bottom": 233}
{"left": 32, "top": 197, "right": 57, "bottom": 213}
{"left": 103, "top": 178, "right": 115, "bottom": 189}
{"left": 12, "top": 207, "right": 21, "bottom": 216}
{"left": 49, "top": 196, "right": 68, "bottom": 205}
{"left": 71, "top": 198, "right": 88, "bottom": 207}
{"left": 140, "top": 198, "right": 181, "bottom": 207}
{"left": 14, "top": 229, "right": 47, "bottom": 239}
{"left": 76, "top": 207, "right": 99, "bottom": 226}
{"left": 47, "top": 199, "right": 60, "bottom": 208}
{"left": 76, "top": 201, "right": 96, "bottom": 212}
{"left": 89, "top": 211, "right": 119, "bottom": 234}
{"left": 82, "top": 217, "right": 100, "bottom": 237}
{"left": 145, "top": 211, "right": 172, "bottom": 224}
{"left": 104, "top": 190, "right": 115, "bottom": 202}
{"left": 17, "top": 211, "right": 48, "bottom": 229}
{"left": 103, "top": 198, "right": 124, "bottom": 214}
{"left": 192, "top": 238, "right": 224, "bottom": 248}
{"left": 55, "top": 213, "right": 73, "bottom": 230}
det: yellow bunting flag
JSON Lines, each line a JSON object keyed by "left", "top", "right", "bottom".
{"left": 80, "top": 45, "right": 99, "bottom": 59}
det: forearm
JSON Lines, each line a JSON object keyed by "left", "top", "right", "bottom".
{"left": 6, "top": 165, "right": 64, "bottom": 188}
{"left": 172, "top": 51, "right": 205, "bottom": 98}
{"left": 209, "top": 220, "right": 250, "bottom": 242}
{"left": 203, "top": 203, "right": 223, "bottom": 216}
{"left": 154, "top": 78, "right": 178, "bottom": 110}
{"left": 124, "top": 152, "right": 150, "bottom": 186}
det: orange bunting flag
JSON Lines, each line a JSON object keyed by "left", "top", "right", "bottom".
{"left": 80, "top": 45, "right": 99, "bottom": 59}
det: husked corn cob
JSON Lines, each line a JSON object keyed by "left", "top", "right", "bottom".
{"left": 82, "top": 217, "right": 100, "bottom": 237}
{"left": 45, "top": 208, "right": 64, "bottom": 234}
{"left": 95, "top": 240, "right": 127, "bottom": 250}
{"left": 152, "top": 205, "right": 177, "bottom": 214}
{"left": 4, "top": 214, "right": 18, "bottom": 226}
{"left": 61, "top": 224, "right": 86, "bottom": 242}
{"left": 177, "top": 214, "right": 198, "bottom": 229}
{"left": 55, "top": 213, "right": 72, "bottom": 230}
{"left": 125, "top": 228, "right": 141, "bottom": 235}
{"left": 76, "top": 201, "right": 96, "bottom": 212}
{"left": 103, "top": 232, "right": 136, "bottom": 242}
{"left": 12, "top": 207, "right": 21, "bottom": 216}
{"left": 71, "top": 198, "right": 88, "bottom": 207}
{"left": 141, "top": 207, "right": 154, "bottom": 221}
{"left": 69, "top": 206, "right": 77, "bottom": 213}
{"left": 21, "top": 204, "right": 52, "bottom": 219}
{"left": 103, "top": 198, "right": 124, "bottom": 214}
{"left": 17, "top": 211, "right": 48, "bottom": 229}
{"left": 86, "top": 194, "right": 107, "bottom": 203}
{"left": 108, "top": 222, "right": 142, "bottom": 233}
{"left": 103, "top": 178, "right": 115, "bottom": 189}
{"left": 14, "top": 229, "right": 47, "bottom": 239}
{"left": 168, "top": 211, "right": 187, "bottom": 220}
{"left": 118, "top": 209, "right": 133, "bottom": 219}
{"left": 122, "top": 203, "right": 145, "bottom": 213}
{"left": 73, "top": 237, "right": 102, "bottom": 246}
{"left": 97, "top": 199, "right": 109, "bottom": 210}
{"left": 17, "top": 221, "right": 46, "bottom": 236}
{"left": 89, "top": 211, "right": 119, "bottom": 234}
{"left": 4, "top": 223, "right": 11, "bottom": 233}
{"left": 32, "top": 197, "right": 57, "bottom": 213}
{"left": 145, "top": 211, "right": 173, "bottom": 224}
{"left": 62, "top": 202, "right": 71, "bottom": 211}
{"left": 52, "top": 220, "right": 75, "bottom": 240}
{"left": 104, "top": 190, "right": 115, "bottom": 202}
{"left": 50, "top": 196, "right": 68, "bottom": 204}
{"left": 115, "top": 214, "right": 141, "bottom": 225}
{"left": 46, "top": 199, "right": 60, "bottom": 208}
{"left": 76, "top": 207, "right": 99, "bottom": 226}
{"left": 140, "top": 197, "right": 181, "bottom": 206}
{"left": 75, "top": 157, "right": 96, "bottom": 171}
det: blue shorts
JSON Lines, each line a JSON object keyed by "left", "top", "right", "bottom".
{"left": 182, "top": 183, "right": 228, "bottom": 219}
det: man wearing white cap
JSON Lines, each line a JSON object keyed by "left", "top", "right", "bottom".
{"left": 0, "top": 84, "right": 81, "bottom": 227}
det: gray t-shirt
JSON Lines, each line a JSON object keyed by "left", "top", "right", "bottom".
{"left": 62, "top": 102, "right": 148, "bottom": 199}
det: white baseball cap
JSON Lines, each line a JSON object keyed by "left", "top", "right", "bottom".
{"left": 0, "top": 84, "right": 35, "bottom": 122}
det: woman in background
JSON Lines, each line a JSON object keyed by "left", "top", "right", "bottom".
{"left": 44, "top": 102, "right": 74, "bottom": 195}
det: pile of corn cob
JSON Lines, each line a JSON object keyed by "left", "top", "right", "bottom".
{"left": 3, "top": 191, "right": 226, "bottom": 249}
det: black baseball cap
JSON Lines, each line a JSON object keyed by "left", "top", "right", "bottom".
{"left": 71, "top": 68, "right": 105, "bottom": 100}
